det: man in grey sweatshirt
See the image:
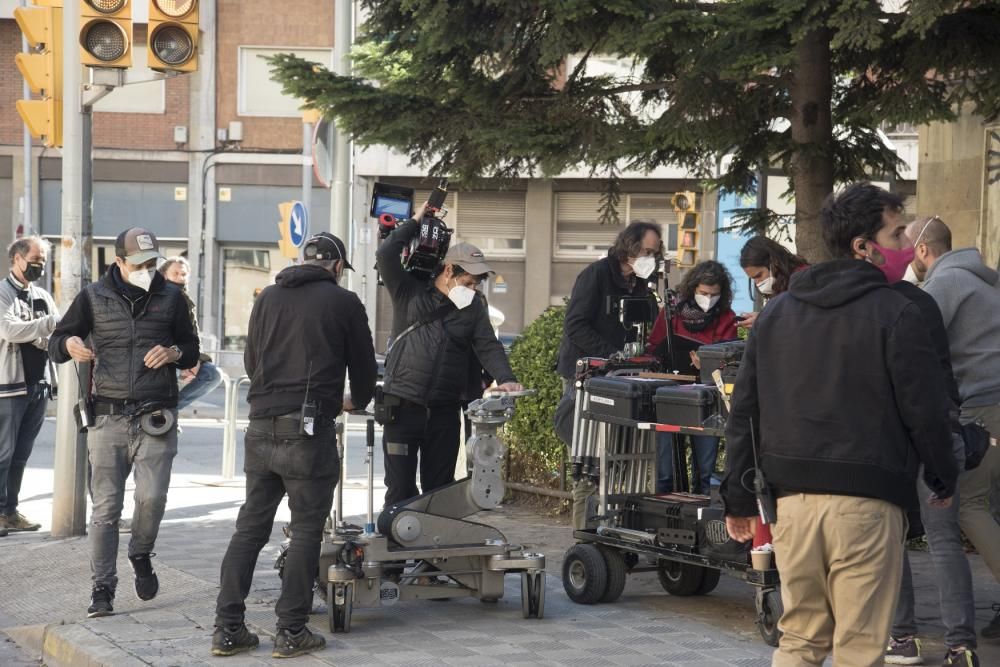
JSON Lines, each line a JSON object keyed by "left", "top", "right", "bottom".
{"left": 909, "top": 216, "right": 1000, "bottom": 640}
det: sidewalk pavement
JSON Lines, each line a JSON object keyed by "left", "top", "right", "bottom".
{"left": 2, "top": 419, "right": 999, "bottom": 666}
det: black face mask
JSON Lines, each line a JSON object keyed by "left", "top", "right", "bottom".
{"left": 21, "top": 261, "right": 44, "bottom": 283}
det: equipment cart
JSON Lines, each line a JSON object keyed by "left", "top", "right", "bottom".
{"left": 561, "top": 361, "right": 783, "bottom": 646}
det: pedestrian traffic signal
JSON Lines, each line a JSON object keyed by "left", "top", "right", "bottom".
{"left": 673, "top": 192, "right": 700, "bottom": 267}
{"left": 148, "top": 0, "right": 199, "bottom": 72}
{"left": 80, "top": 0, "right": 133, "bottom": 68}
{"left": 15, "top": 0, "right": 63, "bottom": 148}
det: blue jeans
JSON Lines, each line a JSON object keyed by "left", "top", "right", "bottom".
{"left": 215, "top": 416, "right": 338, "bottom": 631}
{"left": 176, "top": 362, "right": 223, "bottom": 411}
{"left": 0, "top": 384, "right": 48, "bottom": 515}
{"left": 892, "top": 434, "right": 976, "bottom": 649}
{"left": 656, "top": 433, "right": 719, "bottom": 494}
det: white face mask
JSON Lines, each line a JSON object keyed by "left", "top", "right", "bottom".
{"left": 756, "top": 275, "right": 775, "bottom": 296}
{"left": 631, "top": 255, "right": 658, "bottom": 280}
{"left": 902, "top": 264, "right": 920, "bottom": 285}
{"left": 694, "top": 293, "right": 720, "bottom": 312}
{"left": 126, "top": 267, "right": 155, "bottom": 292}
{"left": 448, "top": 284, "right": 476, "bottom": 309}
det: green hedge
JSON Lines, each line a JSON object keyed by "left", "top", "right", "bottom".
{"left": 504, "top": 305, "right": 566, "bottom": 488}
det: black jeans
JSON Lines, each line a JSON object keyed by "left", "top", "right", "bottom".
{"left": 382, "top": 400, "right": 461, "bottom": 507}
{"left": 215, "top": 416, "right": 338, "bottom": 631}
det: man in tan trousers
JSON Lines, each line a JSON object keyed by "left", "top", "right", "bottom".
{"left": 721, "top": 183, "right": 958, "bottom": 667}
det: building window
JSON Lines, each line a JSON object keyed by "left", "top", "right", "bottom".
{"left": 93, "top": 43, "right": 166, "bottom": 114}
{"left": 238, "top": 46, "right": 333, "bottom": 117}
{"left": 221, "top": 246, "right": 283, "bottom": 350}
{"left": 555, "top": 192, "right": 679, "bottom": 259}
{"left": 452, "top": 191, "right": 526, "bottom": 256}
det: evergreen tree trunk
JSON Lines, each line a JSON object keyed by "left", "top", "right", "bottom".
{"left": 789, "top": 28, "right": 834, "bottom": 263}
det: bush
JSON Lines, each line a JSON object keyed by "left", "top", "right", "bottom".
{"left": 504, "top": 305, "right": 566, "bottom": 489}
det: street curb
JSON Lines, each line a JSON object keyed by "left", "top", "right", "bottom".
{"left": 6, "top": 622, "right": 143, "bottom": 667}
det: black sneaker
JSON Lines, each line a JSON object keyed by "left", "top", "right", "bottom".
{"left": 87, "top": 585, "right": 114, "bottom": 618}
{"left": 885, "top": 636, "right": 924, "bottom": 665}
{"left": 272, "top": 626, "right": 325, "bottom": 658}
{"left": 942, "top": 647, "right": 979, "bottom": 667}
{"left": 211, "top": 624, "right": 260, "bottom": 657}
{"left": 982, "top": 604, "right": 1000, "bottom": 640}
{"left": 129, "top": 553, "right": 159, "bottom": 601}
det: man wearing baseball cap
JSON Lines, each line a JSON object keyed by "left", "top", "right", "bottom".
{"left": 49, "top": 227, "right": 200, "bottom": 618}
{"left": 376, "top": 211, "right": 522, "bottom": 510}
{"left": 213, "top": 231, "right": 375, "bottom": 658}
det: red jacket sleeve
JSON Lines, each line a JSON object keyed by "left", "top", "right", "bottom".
{"left": 715, "top": 309, "right": 739, "bottom": 341}
{"left": 646, "top": 308, "right": 668, "bottom": 352}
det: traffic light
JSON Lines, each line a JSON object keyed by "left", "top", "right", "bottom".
{"left": 148, "top": 0, "right": 199, "bottom": 72}
{"left": 672, "top": 191, "right": 700, "bottom": 267}
{"left": 14, "top": 0, "right": 63, "bottom": 148}
{"left": 277, "top": 202, "right": 299, "bottom": 259}
{"left": 80, "top": 0, "right": 132, "bottom": 68}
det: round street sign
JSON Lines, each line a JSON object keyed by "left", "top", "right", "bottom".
{"left": 289, "top": 201, "right": 309, "bottom": 248}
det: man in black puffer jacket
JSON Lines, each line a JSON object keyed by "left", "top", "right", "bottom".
{"left": 49, "top": 228, "right": 199, "bottom": 619}
{"left": 721, "top": 183, "right": 958, "bottom": 665}
{"left": 377, "top": 214, "right": 521, "bottom": 507}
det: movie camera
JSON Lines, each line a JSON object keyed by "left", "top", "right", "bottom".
{"left": 371, "top": 179, "right": 453, "bottom": 281}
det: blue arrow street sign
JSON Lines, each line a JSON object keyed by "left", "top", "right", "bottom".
{"left": 289, "top": 201, "right": 309, "bottom": 248}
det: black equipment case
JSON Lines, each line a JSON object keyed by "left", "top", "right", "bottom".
{"left": 697, "top": 340, "right": 746, "bottom": 385}
{"left": 585, "top": 376, "right": 678, "bottom": 422}
{"left": 653, "top": 384, "right": 717, "bottom": 427}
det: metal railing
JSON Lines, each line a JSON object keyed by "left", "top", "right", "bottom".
{"left": 220, "top": 372, "right": 250, "bottom": 479}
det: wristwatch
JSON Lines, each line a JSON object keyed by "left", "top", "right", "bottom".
{"left": 170, "top": 345, "right": 182, "bottom": 361}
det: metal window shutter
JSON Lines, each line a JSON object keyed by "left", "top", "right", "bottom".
{"left": 414, "top": 189, "right": 457, "bottom": 217}
{"left": 556, "top": 192, "right": 622, "bottom": 247}
{"left": 627, "top": 195, "right": 673, "bottom": 227}
{"left": 454, "top": 191, "right": 526, "bottom": 239}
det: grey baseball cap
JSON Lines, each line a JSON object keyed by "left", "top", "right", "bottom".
{"left": 444, "top": 242, "right": 493, "bottom": 275}
{"left": 115, "top": 228, "right": 161, "bottom": 265}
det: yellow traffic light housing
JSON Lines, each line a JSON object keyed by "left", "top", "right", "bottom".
{"left": 148, "top": 0, "right": 199, "bottom": 73}
{"left": 14, "top": 0, "right": 63, "bottom": 148}
{"left": 80, "top": 0, "right": 133, "bottom": 68}
{"left": 277, "top": 202, "right": 299, "bottom": 259}
{"left": 673, "top": 191, "right": 700, "bottom": 267}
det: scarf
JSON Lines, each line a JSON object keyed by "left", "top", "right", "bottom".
{"left": 677, "top": 298, "right": 720, "bottom": 333}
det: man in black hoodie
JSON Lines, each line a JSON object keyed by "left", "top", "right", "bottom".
{"left": 721, "top": 183, "right": 958, "bottom": 666}
{"left": 212, "top": 232, "right": 376, "bottom": 659}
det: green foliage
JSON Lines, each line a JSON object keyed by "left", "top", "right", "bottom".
{"left": 503, "top": 305, "right": 566, "bottom": 488}
{"left": 267, "top": 1, "right": 1000, "bottom": 260}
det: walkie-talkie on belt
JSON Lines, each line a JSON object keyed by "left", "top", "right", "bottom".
{"left": 750, "top": 418, "right": 777, "bottom": 524}
{"left": 300, "top": 361, "right": 316, "bottom": 436}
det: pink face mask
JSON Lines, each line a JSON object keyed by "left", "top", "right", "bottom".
{"left": 868, "top": 241, "right": 915, "bottom": 283}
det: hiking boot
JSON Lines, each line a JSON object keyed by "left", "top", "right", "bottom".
{"left": 942, "top": 647, "right": 979, "bottom": 667}
{"left": 272, "top": 626, "right": 326, "bottom": 658}
{"left": 211, "top": 624, "right": 259, "bottom": 657}
{"left": 129, "top": 553, "right": 159, "bottom": 601}
{"left": 2, "top": 512, "right": 40, "bottom": 532}
{"left": 982, "top": 604, "right": 1000, "bottom": 640}
{"left": 885, "top": 636, "right": 924, "bottom": 665}
{"left": 87, "top": 586, "right": 114, "bottom": 618}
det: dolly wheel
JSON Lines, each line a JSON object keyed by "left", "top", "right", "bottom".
{"left": 562, "top": 544, "right": 608, "bottom": 604}
{"left": 757, "top": 588, "right": 783, "bottom": 647}
{"left": 329, "top": 582, "right": 353, "bottom": 633}
{"left": 598, "top": 546, "right": 628, "bottom": 603}
{"left": 656, "top": 560, "right": 707, "bottom": 596}
{"left": 696, "top": 567, "right": 721, "bottom": 595}
{"left": 521, "top": 571, "right": 545, "bottom": 619}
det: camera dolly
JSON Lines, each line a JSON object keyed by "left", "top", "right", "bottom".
{"left": 277, "top": 390, "right": 545, "bottom": 632}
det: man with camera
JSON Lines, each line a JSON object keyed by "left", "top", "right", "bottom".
{"left": 377, "top": 206, "right": 522, "bottom": 508}
{"left": 213, "top": 232, "right": 376, "bottom": 658}
{"left": 48, "top": 228, "right": 200, "bottom": 618}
